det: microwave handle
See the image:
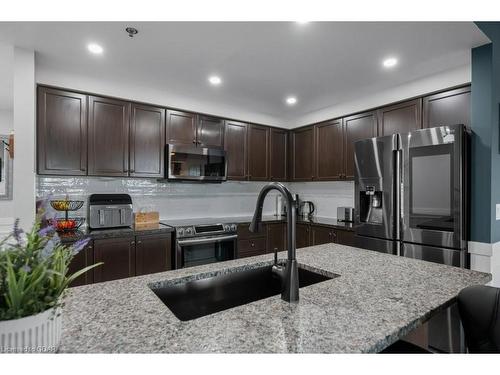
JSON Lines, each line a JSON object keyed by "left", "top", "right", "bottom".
{"left": 177, "top": 234, "right": 238, "bottom": 246}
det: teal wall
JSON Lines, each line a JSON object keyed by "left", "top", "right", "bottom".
{"left": 472, "top": 22, "right": 500, "bottom": 243}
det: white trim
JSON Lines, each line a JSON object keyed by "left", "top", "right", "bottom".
{"left": 468, "top": 241, "right": 493, "bottom": 256}
{"left": 468, "top": 240, "right": 500, "bottom": 287}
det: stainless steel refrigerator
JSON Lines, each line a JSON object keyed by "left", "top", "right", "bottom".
{"left": 354, "top": 124, "right": 468, "bottom": 352}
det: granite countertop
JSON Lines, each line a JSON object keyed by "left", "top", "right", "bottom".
{"left": 58, "top": 223, "right": 174, "bottom": 243}
{"left": 59, "top": 243, "right": 490, "bottom": 353}
{"left": 161, "top": 215, "right": 354, "bottom": 231}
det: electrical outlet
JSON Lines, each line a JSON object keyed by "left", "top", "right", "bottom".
{"left": 496, "top": 204, "right": 500, "bottom": 220}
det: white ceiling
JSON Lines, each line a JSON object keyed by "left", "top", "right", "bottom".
{"left": 0, "top": 22, "right": 489, "bottom": 125}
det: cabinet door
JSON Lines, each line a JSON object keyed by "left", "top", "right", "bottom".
{"left": 224, "top": 120, "right": 248, "bottom": 180}
{"left": 166, "top": 110, "right": 197, "bottom": 146}
{"left": 135, "top": 233, "right": 172, "bottom": 276}
{"left": 335, "top": 230, "right": 355, "bottom": 246}
{"left": 37, "top": 87, "right": 87, "bottom": 176}
{"left": 197, "top": 115, "right": 224, "bottom": 148}
{"left": 267, "top": 223, "right": 286, "bottom": 254}
{"left": 423, "top": 86, "right": 471, "bottom": 129}
{"left": 269, "top": 128, "right": 288, "bottom": 181}
{"left": 130, "top": 104, "right": 165, "bottom": 177}
{"left": 344, "top": 111, "right": 377, "bottom": 179}
{"left": 311, "top": 225, "right": 335, "bottom": 246}
{"left": 238, "top": 238, "right": 267, "bottom": 259}
{"left": 292, "top": 126, "right": 315, "bottom": 181}
{"left": 296, "top": 223, "right": 311, "bottom": 248}
{"left": 88, "top": 96, "right": 130, "bottom": 177}
{"left": 247, "top": 124, "right": 270, "bottom": 180}
{"left": 67, "top": 241, "right": 94, "bottom": 287}
{"left": 378, "top": 98, "right": 422, "bottom": 136}
{"left": 93, "top": 237, "right": 135, "bottom": 283}
{"left": 315, "top": 119, "right": 343, "bottom": 180}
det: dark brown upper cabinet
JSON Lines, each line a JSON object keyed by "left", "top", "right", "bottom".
{"left": 37, "top": 87, "right": 88, "bottom": 176}
{"left": 197, "top": 115, "right": 225, "bottom": 149}
{"left": 135, "top": 233, "right": 173, "bottom": 276}
{"left": 423, "top": 86, "right": 471, "bottom": 129}
{"left": 247, "top": 124, "right": 270, "bottom": 181}
{"left": 224, "top": 120, "right": 248, "bottom": 180}
{"left": 88, "top": 96, "right": 131, "bottom": 177}
{"left": 343, "top": 111, "right": 377, "bottom": 179}
{"left": 291, "top": 126, "right": 315, "bottom": 181}
{"left": 269, "top": 128, "right": 288, "bottom": 181}
{"left": 129, "top": 104, "right": 165, "bottom": 178}
{"left": 165, "top": 109, "right": 197, "bottom": 146}
{"left": 377, "top": 98, "right": 422, "bottom": 136}
{"left": 315, "top": 119, "right": 343, "bottom": 180}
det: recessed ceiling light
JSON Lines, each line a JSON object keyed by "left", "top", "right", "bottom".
{"left": 382, "top": 57, "right": 398, "bottom": 68}
{"left": 208, "top": 75, "right": 222, "bottom": 86}
{"left": 286, "top": 96, "right": 297, "bottom": 105}
{"left": 87, "top": 43, "right": 103, "bottom": 55}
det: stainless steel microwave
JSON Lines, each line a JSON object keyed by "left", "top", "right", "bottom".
{"left": 165, "top": 144, "right": 227, "bottom": 182}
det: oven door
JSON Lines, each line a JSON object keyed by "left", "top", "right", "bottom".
{"left": 166, "top": 144, "right": 227, "bottom": 182}
{"left": 176, "top": 234, "right": 237, "bottom": 268}
{"left": 401, "top": 124, "right": 466, "bottom": 250}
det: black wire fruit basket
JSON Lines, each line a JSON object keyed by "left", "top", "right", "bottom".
{"left": 49, "top": 199, "right": 85, "bottom": 232}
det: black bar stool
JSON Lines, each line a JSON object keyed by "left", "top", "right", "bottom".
{"left": 458, "top": 285, "right": 500, "bottom": 353}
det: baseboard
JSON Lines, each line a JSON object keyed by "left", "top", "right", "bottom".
{"left": 468, "top": 241, "right": 500, "bottom": 287}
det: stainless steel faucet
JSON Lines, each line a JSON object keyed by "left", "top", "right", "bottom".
{"left": 249, "top": 182, "right": 299, "bottom": 303}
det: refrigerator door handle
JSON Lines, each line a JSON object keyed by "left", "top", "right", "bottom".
{"left": 395, "top": 146, "right": 402, "bottom": 256}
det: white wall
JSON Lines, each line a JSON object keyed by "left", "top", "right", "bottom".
{"left": 0, "top": 109, "right": 13, "bottom": 134}
{"left": 293, "top": 65, "right": 471, "bottom": 127}
{"left": 12, "top": 47, "right": 36, "bottom": 229}
{"left": 36, "top": 65, "right": 284, "bottom": 128}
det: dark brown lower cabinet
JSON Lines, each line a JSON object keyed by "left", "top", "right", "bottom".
{"left": 311, "top": 225, "right": 335, "bottom": 246}
{"left": 296, "top": 224, "right": 311, "bottom": 249}
{"left": 238, "top": 238, "right": 267, "bottom": 258}
{"left": 93, "top": 236, "right": 136, "bottom": 283}
{"left": 267, "top": 223, "right": 286, "bottom": 254}
{"left": 336, "top": 230, "right": 355, "bottom": 246}
{"left": 135, "top": 233, "right": 173, "bottom": 276}
{"left": 67, "top": 241, "right": 94, "bottom": 287}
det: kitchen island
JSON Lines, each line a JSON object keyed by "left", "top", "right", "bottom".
{"left": 59, "top": 243, "right": 490, "bottom": 353}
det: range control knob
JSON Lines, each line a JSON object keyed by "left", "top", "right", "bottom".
{"left": 185, "top": 227, "right": 194, "bottom": 236}
{"left": 230, "top": 224, "right": 237, "bottom": 232}
{"left": 177, "top": 228, "right": 185, "bottom": 237}
{"left": 223, "top": 224, "right": 230, "bottom": 232}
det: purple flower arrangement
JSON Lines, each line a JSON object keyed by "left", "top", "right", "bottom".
{"left": 0, "top": 203, "right": 101, "bottom": 321}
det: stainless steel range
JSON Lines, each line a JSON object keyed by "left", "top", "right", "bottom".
{"left": 160, "top": 219, "right": 238, "bottom": 269}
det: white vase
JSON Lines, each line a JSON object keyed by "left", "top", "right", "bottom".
{"left": 0, "top": 307, "right": 62, "bottom": 353}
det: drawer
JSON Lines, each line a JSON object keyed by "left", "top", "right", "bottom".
{"left": 237, "top": 223, "right": 267, "bottom": 239}
{"left": 238, "top": 238, "right": 267, "bottom": 258}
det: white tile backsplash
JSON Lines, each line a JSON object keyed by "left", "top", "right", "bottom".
{"left": 290, "top": 181, "right": 355, "bottom": 217}
{"left": 36, "top": 177, "right": 355, "bottom": 220}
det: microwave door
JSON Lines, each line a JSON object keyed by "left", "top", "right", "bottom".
{"left": 401, "top": 125, "right": 465, "bottom": 250}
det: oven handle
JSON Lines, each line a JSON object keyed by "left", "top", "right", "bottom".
{"left": 177, "top": 234, "right": 238, "bottom": 246}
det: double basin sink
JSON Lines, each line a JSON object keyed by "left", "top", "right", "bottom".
{"left": 150, "top": 262, "right": 338, "bottom": 321}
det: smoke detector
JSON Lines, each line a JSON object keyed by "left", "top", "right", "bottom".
{"left": 125, "top": 27, "right": 138, "bottom": 38}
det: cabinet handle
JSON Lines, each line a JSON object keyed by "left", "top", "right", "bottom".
{"left": 137, "top": 240, "right": 142, "bottom": 244}
{"left": 251, "top": 242, "right": 255, "bottom": 247}
{"left": 131, "top": 241, "right": 135, "bottom": 245}
{"left": 192, "top": 139, "right": 197, "bottom": 144}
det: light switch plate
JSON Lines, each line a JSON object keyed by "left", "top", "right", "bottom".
{"left": 496, "top": 204, "right": 500, "bottom": 220}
